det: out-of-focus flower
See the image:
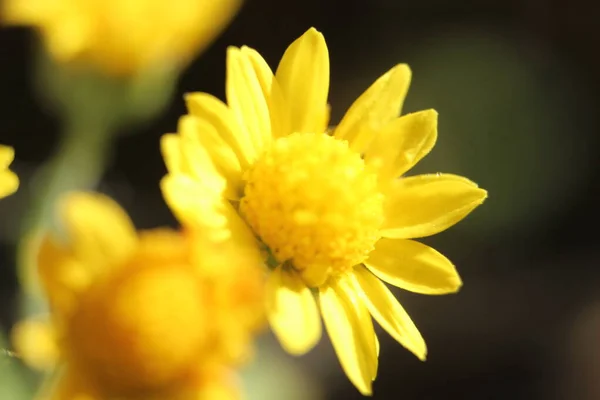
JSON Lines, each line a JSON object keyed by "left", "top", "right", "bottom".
{"left": 160, "top": 27, "right": 488, "bottom": 395}
{"left": 13, "top": 192, "right": 265, "bottom": 399}
{"left": 0, "top": 145, "right": 18, "bottom": 198}
{"left": 2, "top": 0, "right": 243, "bottom": 76}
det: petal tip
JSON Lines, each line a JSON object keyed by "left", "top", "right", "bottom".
{"left": 226, "top": 45, "right": 242, "bottom": 60}
{"left": 453, "top": 275, "right": 464, "bottom": 292}
{"left": 361, "top": 386, "right": 374, "bottom": 396}
{"left": 183, "top": 92, "right": 201, "bottom": 105}
{"left": 392, "top": 63, "right": 412, "bottom": 78}
{"left": 478, "top": 188, "right": 489, "bottom": 201}
{"left": 414, "top": 340, "right": 428, "bottom": 361}
{"left": 422, "top": 108, "right": 439, "bottom": 121}
{"left": 300, "top": 27, "right": 326, "bottom": 47}
{"left": 305, "top": 26, "right": 323, "bottom": 36}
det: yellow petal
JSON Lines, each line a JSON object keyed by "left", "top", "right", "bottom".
{"left": 266, "top": 266, "right": 321, "bottom": 355}
{"left": 226, "top": 46, "right": 272, "bottom": 153}
{"left": 36, "top": 235, "right": 87, "bottom": 319}
{"left": 241, "top": 46, "right": 291, "bottom": 139}
{"left": 365, "top": 110, "right": 438, "bottom": 187}
{"left": 178, "top": 115, "right": 240, "bottom": 200}
{"left": 365, "top": 238, "right": 461, "bottom": 295}
{"left": 335, "top": 64, "right": 412, "bottom": 153}
{"left": 161, "top": 174, "right": 257, "bottom": 247}
{"left": 11, "top": 319, "right": 59, "bottom": 371}
{"left": 382, "top": 174, "right": 488, "bottom": 238}
{"left": 319, "top": 277, "right": 377, "bottom": 395}
{"left": 0, "top": 145, "right": 18, "bottom": 198}
{"left": 59, "top": 192, "right": 137, "bottom": 272}
{"left": 0, "top": 170, "right": 19, "bottom": 198}
{"left": 161, "top": 174, "right": 229, "bottom": 239}
{"left": 185, "top": 92, "right": 255, "bottom": 167}
{"left": 336, "top": 275, "right": 379, "bottom": 380}
{"left": 275, "top": 27, "right": 329, "bottom": 134}
{"left": 0, "top": 145, "right": 15, "bottom": 168}
{"left": 354, "top": 266, "right": 427, "bottom": 360}
{"left": 170, "top": 0, "right": 243, "bottom": 65}
{"left": 160, "top": 134, "right": 186, "bottom": 175}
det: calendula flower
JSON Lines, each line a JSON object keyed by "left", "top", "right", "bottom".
{"left": 160, "top": 27, "right": 487, "bottom": 395}
{"left": 0, "top": 145, "right": 18, "bottom": 198}
{"left": 2, "top": 0, "right": 243, "bottom": 76}
{"left": 13, "top": 192, "right": 264, "bottom": 399}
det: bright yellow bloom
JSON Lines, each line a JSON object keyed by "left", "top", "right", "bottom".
{"left": 0, "top": 145, "right": 18, "bottom": 198}
{"left": 2, "top": 0, "right": 243, "bottom": 76}
{"left": 13, "top": 192, "right": 265, "bottom": 399}
{"left": 160, "top": 27, "right": 488, "bottom": 395}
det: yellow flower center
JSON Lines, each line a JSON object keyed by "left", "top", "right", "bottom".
{"left": 240, "top": 132, "right": 384, "bottom": 287}
{"left": 68, "top": 263, "right": 206, "bottom": 394}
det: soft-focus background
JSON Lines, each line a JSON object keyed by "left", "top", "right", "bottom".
{"left": 1, "top": 1, "right": 599, "bottom": 399}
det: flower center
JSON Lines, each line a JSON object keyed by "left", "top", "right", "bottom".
{"left": 240, "top": 132, "right": 384, "bottom": 287}
{"left": 68, "top": 263, "right": 206, "bottom": 393}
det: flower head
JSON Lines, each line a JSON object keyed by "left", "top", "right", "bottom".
{"left": 0, "top": 145, "right": 19, "bottom": 198}
{"left": 3, "top": 0, "right": 243, "bottom": 76}
{"left": 14, "top": 192, "right": 265, "bottom": 399}
{"left": 161, "top": 27, "right": 487, "bottom": 395}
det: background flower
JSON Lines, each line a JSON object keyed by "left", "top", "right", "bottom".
{"left": 2, "top": 0, "right": 243, "bottom": 76}
{"left": 11, "top": 192, "right": 265, "bottom": 399}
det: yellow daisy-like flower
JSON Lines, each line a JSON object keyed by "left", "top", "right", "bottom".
{"left": 2, "top": 0, "right": 243, "bottom": 76}
{"left": 161, "top": 27, "right": 487, "bottom": 394}
{"left": 13, "top": 192, "right": 265, "bottom": 399}
{"left": 0, "top": 145, "right": 19, "bottom": 198}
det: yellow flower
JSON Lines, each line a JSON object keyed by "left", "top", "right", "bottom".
{"left": 0, "top": 145, "right": 19, "bottom": 198}
{"left": 13, "top": 191, "right": 265, "bottom": 399}
{"left": 160, "top": 27, "right": 488, "bottom": 395}
{"left": 2, "top": 0, "right": 243, "bottom": 76}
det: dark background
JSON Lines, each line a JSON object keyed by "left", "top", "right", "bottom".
{"left": 1, "top": 0, "right": 600, "bottom": 399}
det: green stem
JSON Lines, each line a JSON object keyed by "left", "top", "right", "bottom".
{"left": 17, "top": 115, "right": 115, "bottom": 298}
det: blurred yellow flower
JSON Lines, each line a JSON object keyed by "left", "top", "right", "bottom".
{"left": 0, "top": 145, "right": 18, "bottom": 198}
{"left": 13, "top": 192, "right": 265, "bottom": 399}
{"left": 2, "top": 0, "right": 243, "bottom": 76}
{"left": 160, "top": 27, "right": 487, "bottom": 395}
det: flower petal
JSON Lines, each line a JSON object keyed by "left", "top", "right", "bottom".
{"left": 338, "top": 274, "right": 379, "bottom": 381}
{"left": 354, "top": 265, "right": 427, "bottom": 360}
{"left": 365, "top": 110, "right": 438, "bottom": 187}
{"left": 160, "top": 134, "right": 187, "bottom": 175}
{"left": 335, "top": 64, "right": 412, "bottom": 153}
{"left": 0, "top": 145, "right": 14, "bottom": 168}
{"left": 241, "top": 46, "right": 291, "bottom": 139}
{"left": 382, "top": 174, "right": 488, "bottom": 238}
{"left": 160, "top": 174, "right": 258, "bottom": 250}
{"left": 0, "top": 170, "right": 18, "bottom": 198}
{"left": 226, "top": 46, "right": 272, "bottom": 153}
{"left": 185, "top": 92, "right": 255, "bottom": 167}
{"left": 179, "top": 115, "right": 242, "bottom": 200}
{"left": 275, "top": 27, "right": 329, "bottom": 134}
{"left": 59, "top": 192, "right": 137, "bottom": 271}
{"left": 177, "top": 115, "right": 230, "bottom": 197}
{"left": 11, "top": 319, "right": 58, "bottom": 371}
{"left": 319, "top": 277, "right": 377, "bottom": 395}
{"left": 37, "top": 235, "right": 87, "bottom": 318}
{"left": 0, "top": 145, "right": 18, "bottom": 198}
{"left": 161, "top": 174, "right": 230, "bottom": 241}
{"left": 365, "top": 238, "right": 462, "bottom": 295}
{"left": 266, "top": 266, "right": 321, "bottom": 355}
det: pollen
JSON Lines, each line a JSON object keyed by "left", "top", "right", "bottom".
{"left": 240, "top": 133, "right": 384, "bottom": 287}
{"left": 67, "top": 263, "right": 207, "bottom": 393}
